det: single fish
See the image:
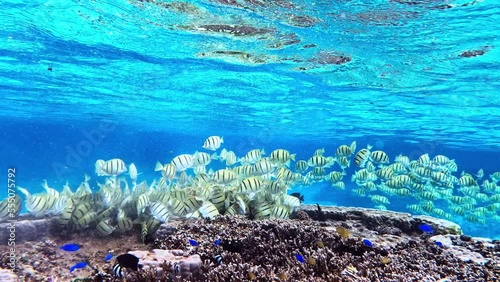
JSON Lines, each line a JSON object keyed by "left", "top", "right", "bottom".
{"left": 104, "top": 253, "right": 113, "bottom": 262}
{"left": 116, "top": 253, "right": 140, "bottom": 271}
{"left": 316, "top": 240, "right": 325, "bottom": 248}
{"left": 213, "top": 254, "right": 223, "bottom": 265}
{"left": 215, "top": 238, "right": 221, "bottom": 247}
{"left": 290, "top": 192, "right": 304, "bottom": 203}
{"left": 60, "top": 244, "right": 80, "bottom": 252}
{"left": 70, "top": 261, "right": 87, "bottom": 272}
{"left": 418, "top": 224, "right": 434, "bottom": 234}
{"left": 295, "top": 254, "right": 305, "bottom": 263}
{"left": 336, "top": 226, "right": 350, "bottom": 238}
{"left": 362, "top": 239, "right": 373, "bottom": 248}
{"left": 435, "top": 241, "right": 443, "bottom": 247}
{"left": 189, "top": 239, "right": 198, "bottom": 247}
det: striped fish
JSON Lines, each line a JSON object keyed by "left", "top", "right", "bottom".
{"left": 0, "top": 195, "right": 21, "bottom": 220}
{"left": 192, "top": 151, "right": 213, "bottom": 167}
{"left": 71, "top": 202, "right": 93, "bottom": 222}
{"left": 307, "top": 155, "right": 329, "bottom": 167}
{"left": 253, "top": 159, "right": 275, "bottom": 175}
{"left": 96, "top": 159, "right": 127, "bottom": 176}
{"left": 376, "top": 167, "right": 394, "bottom": 180}
{"left": 213, "top": 169, "right": 236, "bottom": 184}
{"left": 234, "top": 165, "right": 255, "bottom": 177}
{"left": 269, "top": 149, "right": 296, "bottom": 166}
{"left": 136, "top": 193, "right": 150, "bottom": 216}
{"left": 29, "top": 195, "right": 55, "bottom": 215}
{"left": 432, "top": 155, "right": 450, "bottom": 165}
{"left": 154, "top": 162, "right": 176, "bottom": 180}
{"left": 313, "top": 148, "right": 325, "bottom": 156}
{"left": 168, "top": 198, "right": 187, "bottom": 216}
{"left": 210, "top": 188, "right": 226, "bottom": 210}
{"left": 270, "top": 205, "right": 290, "bottom": 219}
{"left": 183, "top": 197, "right": 203, "bottom": 213}
{"left": 328, "top": 171, "right": 345, "bottom": 183}
{"left": 96, "top": 207, "right": 115, "bottom": 222}
{"left": 370, "top": 151, "right": 389, "bottom": 164}
{"left": 354, "top": 145, "right": 372, "bottom": 167}
{"left": 394, "top": 154, "right": 410, "bottom": 166}
{"left": 370, "top": 195, "right": 390, "bottom": 205}
{"left": 96, "top": 219, "right": 115, "bottom": 236}
{"left": 113, "top": 263, "right": 124, "bottom": 278}
{"left": 237, "top": 177, "right": 264, "bottom": 194}
{"left": 240, "top": 149, "right": 265, "bottom": 164}
{"left": 335, "top": 141, "right": 356, "bottom": 157}
{"left": 149, "top": 202, "right": 170, "bottom": 222}
{"left": 195, "top": 185, "right": 211, "bottom": 200}
{"left": 283, "top": 195, "right": 301, "bottom": 208}
{"left": 74, "top": 211, "right": 97, "bottom": 230}
{"left": 294, "top": 160, "right": 308, "bottom": 173}
{"left": 254, "top": 203, "right": 273, "bottom": 219}
{"left": 56, "top": 204, "right": 74, "bottom": 229}
{"left": 194, "top": 172, "right": 211, "bottom": 185}
{"left": 266, "top": 181, "right": 287, "bottom": 194}
{"left": 144, "top": 217, "right": 161, "bottom": 235}
{"left": 332, "top": 181, "right": 345, "bottom": 189}
{"left": 336, "top": 157, "right": 350, "bottom": 169}
{"left": 171, "top": 154, "right": 194, "bottom": 171}
{"left": 116, "top": 209, "right": 133, "bottom": 232}
{"left": 199, "top": 202, "right": 220, "bottom": 219}
{"left": 418, "top": 154, "right": 431, "bottom": 165}
{"left": 224, "top": 151, "right": 238, "bottom": 166}
{"left": 459, "top": 175, "right": 476, "bottom": 187}
{"left": 312, "top": 167, "right": 325, "bottom": 177}
{"left": 202, "top": 136, "right": 223, "bottom": 151}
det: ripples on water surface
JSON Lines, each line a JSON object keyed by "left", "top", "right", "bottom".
{"left": 0, "top": 0, "right": 499, "bottom": 237}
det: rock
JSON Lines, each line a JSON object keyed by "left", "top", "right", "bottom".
{"left": 127, "top": 249, "right": 202, "bottom": 279}
{"left": 0, "top": 218, "right": 54, "bottom": 245}
{"left": 460, "top": 235, "right": 472, "bottom": 241}
{"left": 430, "top": 235, "right": 492, "bottom": 265}
{"left": 0, "top": 268, "right": 18, "bottom": 282}
{"left": 298, "top": 205, "right": 463, "bottom": 235}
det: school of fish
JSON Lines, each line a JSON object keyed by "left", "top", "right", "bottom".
{"left": 1, "top": 135, "right": 500, "bottom": 241}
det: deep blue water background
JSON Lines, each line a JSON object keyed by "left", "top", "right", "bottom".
{"left": 2, "top": 118, "right": 499, "bottom": 238}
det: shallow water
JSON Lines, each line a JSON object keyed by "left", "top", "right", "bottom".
{"left": 1, "top": 0, "right": 499, "bottom": 239}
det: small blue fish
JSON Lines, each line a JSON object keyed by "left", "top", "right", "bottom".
{"left": 60, "top": 244, "right": 80, "bottom": 252}
{"left": 215, "top": 238, "right": 221, "bottom": 247}
{"left": 70, "top": 261, "right": 87, "bottom": 272}
{"left": 104, "top": 253, "right": 113, "bottom": 262}
{"left": 295, "top": 254, "right": 305, "bottom": 263}
{"left": 189, "top": 239, "right": 198, "bottom": 247}
{"left": 435, "top": 241, "right": 443, "bottom": 247}
{"left": 362, "top": 239, "right": 373, "bottom": 248}
{"left": 418, "top": 224, "right": 434, "bottom": 234}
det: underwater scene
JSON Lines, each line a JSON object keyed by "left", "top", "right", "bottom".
{"left": 1, "top": 0, "right": 499, "bottom": 281}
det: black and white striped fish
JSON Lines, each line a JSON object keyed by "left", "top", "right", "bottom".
{"left": 202, "top": 136, "right": 223, "bottom": 151}
{"left": 95, "top": 158, "right": 127, "bottom": 176}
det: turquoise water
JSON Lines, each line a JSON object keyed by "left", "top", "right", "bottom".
{"left": 1, "top": 0, "right": 499, "bottom": 238}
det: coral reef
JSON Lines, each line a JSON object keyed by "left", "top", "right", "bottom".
{"left": 127, "top": 249, "right": 202, "bottom": 279}
{"left": 0, "top": 207, "right": 498, "bottom": 281}
{"left": 0, "top": 268, "right": 17, "bottom": 281}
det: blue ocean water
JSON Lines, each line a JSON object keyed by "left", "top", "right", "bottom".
{"left": 1, "top": 0, "right": 499, "bottom": 238}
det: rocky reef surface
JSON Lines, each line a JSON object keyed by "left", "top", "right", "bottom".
{"left": 0, "top": 205, "right": 499, "bottom": 281}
